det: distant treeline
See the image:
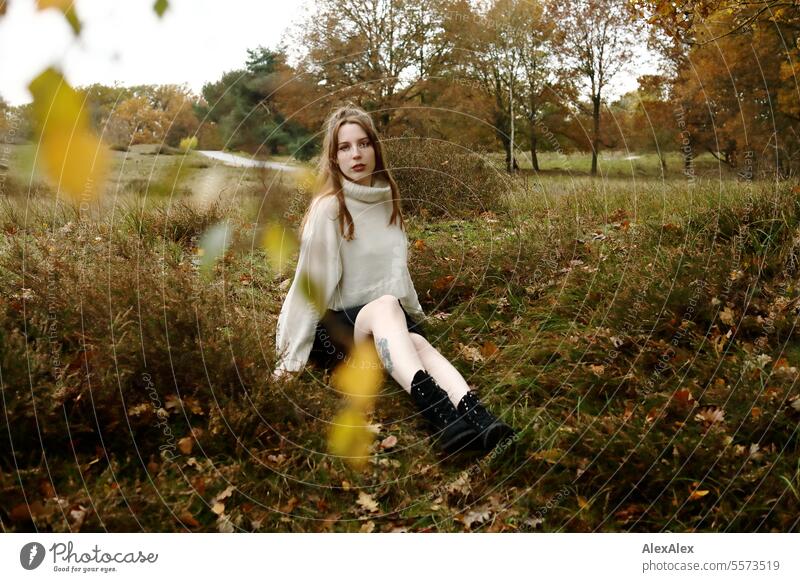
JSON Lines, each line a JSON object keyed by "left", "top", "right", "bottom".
{"left": 0, "top": 0, "right": 796, "bottom": 175}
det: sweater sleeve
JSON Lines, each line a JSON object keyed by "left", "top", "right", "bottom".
{"left": 275, "top": 196, "right": 342, "bottom": 373}
{"left": 399, "top": 269, "right": 426, "bottom": 323}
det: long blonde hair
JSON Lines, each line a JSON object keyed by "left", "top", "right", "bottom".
{"left": 299, "top": 104, "right": 405, "bottom": 241}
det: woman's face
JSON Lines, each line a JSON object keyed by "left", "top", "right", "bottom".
{"left": 336, "top": 122, "right": 376, "bottom": 186}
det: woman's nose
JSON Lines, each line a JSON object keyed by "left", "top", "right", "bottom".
{"left": 352, "top": 148, "right": 361, "bottom": 159}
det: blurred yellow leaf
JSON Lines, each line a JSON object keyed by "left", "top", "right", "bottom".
{"left": 331, "top": 341, "right": 383, "bottom": 403}
{"left": 261, "top": 221, "right": 298, "bottom": 274}
{"left": 292, "top": 166, "right": 317, "bottom": 193}
{"left": 36, "top": 0, "right": 81, "bottom": 35}
{"left": 153, "top": 0, "right": 169, "bottom": 18}
{"left": 328, "top": 409, "right": 373, "bottom": 469}
{"left": 27, "top": 68, "right": 108, "bottom": 201}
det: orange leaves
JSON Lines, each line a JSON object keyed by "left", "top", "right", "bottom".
{"left": 688, "top": 482, "right": 710, "bottom": 502}
{"left": 480, "top": 340, "right": 499, "bottom": 358}
{"left": 433, "top": 274, "right": 455, "bottom": 291}
{"left": 177, "top": 510, "right": 200, "bottom": 529}
{"left": 672, "top": 388, "right": 696, "bottom": 409}
{"left": 28, "top": 68, "right": 109, "bottom": 202}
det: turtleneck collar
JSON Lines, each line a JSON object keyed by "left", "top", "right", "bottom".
{"left": 341, "top": 175, "right": 391, "bottom": 204}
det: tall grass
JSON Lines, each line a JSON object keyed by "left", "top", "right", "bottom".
{"left": 1, "top": 172, "right": 798, "bottom": 532}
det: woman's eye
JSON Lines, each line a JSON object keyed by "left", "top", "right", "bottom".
{"left": 358, "top": 142, "right": 370, "bottom": 149}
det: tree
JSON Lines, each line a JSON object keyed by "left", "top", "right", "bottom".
{"left": 294, "top": 0, "right": 455, "bottom": 130}
{"left": 554, "top": 0, "right": 640, "bottom": 176}
{"left": 639, "top": 0, "right": 800, "bottom": 176}
{"left": 452, "top": 0, "right": 555, "bottom": 172}
{"left": 515, "top": 1, "right": 558, "bottom": 171}
{"left": 197, "top": 47, "right": 317, "bottom": 158}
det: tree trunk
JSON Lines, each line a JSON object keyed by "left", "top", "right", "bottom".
{"left": 529, "top": 119, "right": 540, "bottom": 171}
{"left": 591, "top": 95, "right": 601, "bottom": 176}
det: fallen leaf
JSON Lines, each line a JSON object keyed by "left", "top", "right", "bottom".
{"left": 10, "top": 501, "right": 45, "bottom": 522}
{"left": 280, "top": 497, "right": 299, "bottom": 513}
{"left": 356, "top": 491, "right": 379, "bottom": 513}
{"left": 694, "top": 406, "right": 725, "bottom": 425}
{"left": 217, "top": 515, "right": 235, "bottom": 533}
{"left": 481, "top": 341, "right": 499, "bottom": 358}
{"left": 214, "top": 485, "right": 235, "bottom": 503}
{"left": 177, "top": 436, "right": 193, "bottom": 455}
{"left": 433, "top": 275, "right": 455, "bottom": 291}
{"left": 459, "top": 506, "right": 492, "bottom": 529}
{"left": 688, "top": 482, "right": 710, "bottom": 501}
{"left": 380, "top": 435, "right": 398, "bottom": 450}
{"left": 69, "top": 506, "right": 88, "bottom": 532}
{"left": 177, "top": 511, "right": 200, "bottom": 528}
{"left": 458, "top": 343, "right": 485, "bottom": 362}
{"left": 672, "top": 388, "right": 695, "bottom": 407}
{"left": 720, "top": 306, "right": 735, "bottom": 326}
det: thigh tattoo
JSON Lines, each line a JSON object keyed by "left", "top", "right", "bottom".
{"left": 376, "top": 337, "right": 393, "bottom": 373}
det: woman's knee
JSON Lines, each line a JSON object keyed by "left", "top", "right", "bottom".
{"left": 368, "top": 294, "right": 405, "bottom": 320}
{"left": 409, "top": 332, "right": 432, "bottom": 353}
{"left": 355, "top": 294, "right": 402, "bottom": 334}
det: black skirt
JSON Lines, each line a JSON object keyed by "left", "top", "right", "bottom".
{"left": 309, "top": 298, "right": 427, "bottom": 371}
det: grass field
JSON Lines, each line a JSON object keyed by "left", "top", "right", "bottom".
{"left": 1, "top": 143, "right": 799, "bottom": 532}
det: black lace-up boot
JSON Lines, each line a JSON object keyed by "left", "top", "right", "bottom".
{"left": 457, "top": 392, "right": 516, "bottom": 452}
{"left": 410, "top": 370, "right": 479, "bottom": 454}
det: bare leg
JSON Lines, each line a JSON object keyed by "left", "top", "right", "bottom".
{"left": 408, "top": 332, "right": 470, "bottom": 406}
{"left": 352, "top": 295, "right": 425, "bottom": 392}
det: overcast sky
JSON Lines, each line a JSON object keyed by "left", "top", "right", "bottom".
{"left": 0, "top": 0, "right": 311, "bottom": 105}
{"left": 0, "top": 0, "right": 655, "bottom": 107}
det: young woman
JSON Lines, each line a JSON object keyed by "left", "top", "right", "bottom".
{"left": 273, "top": 104, "right": 515, "bottom": 455}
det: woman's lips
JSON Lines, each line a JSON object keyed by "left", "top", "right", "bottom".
{"left": 352, "top": 164, "right": 365, "bottom": 171}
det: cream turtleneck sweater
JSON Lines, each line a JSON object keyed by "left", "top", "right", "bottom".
{"left": 274, "top": 176, "right": 425, "bottom": 373}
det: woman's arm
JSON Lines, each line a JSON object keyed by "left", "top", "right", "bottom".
{"left": 274, "top": 196, "right": 342, "bottom": 373}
